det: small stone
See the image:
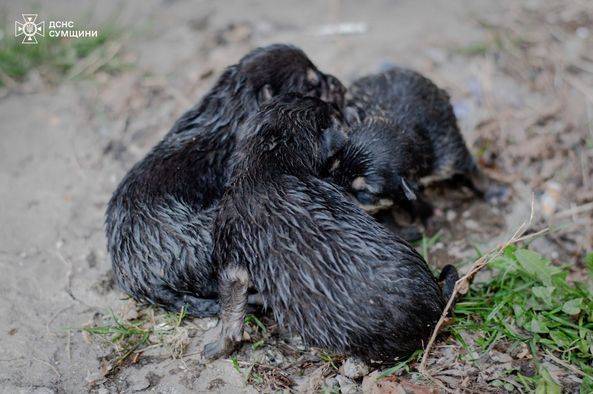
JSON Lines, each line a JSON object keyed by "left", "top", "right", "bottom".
{"left": 339, "top": 357, "right": 369, "bottom": 379}
{"left": 264, "top": 348, "right": 285, "bottom": 366}
{"left": 361, "top": 371, "right": 381, "bottom": 393}
{"left": 128, "top": 373, "right": 151, "bottom": 392}
{"left": 195, "top": 317, "right": 218, "bottom": 330}
{"left": 122, "top": 302, "right": 139, "bottom": 321}
{"left": 323, "top": 376, "right": 339, "bottom": 391}
{"left": 289, "top": 334, "right": 306, "bottom": 351}
{"left": 541, "top": 181, "right": 562, "bottom": 217}
{"left": 491, "top": 351, "right": 513, "bottom": 364}
{"left": 530, "top": 237, "right": 559, "bottom": 260}
{"left": 207, "top": 378, "right": 226, "bottom": 391}
{"left": 464, "top": 219, "right": 480, "bottom": 230}
{"left": 336, "top": 374, "right": 359, "bottom": 394}
{"left": 446, "top": 210, "right": 457, "bottom": 221}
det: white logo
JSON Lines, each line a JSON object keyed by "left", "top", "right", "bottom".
{"left": 15, "top": 14, "right": 45, "bottom": 44}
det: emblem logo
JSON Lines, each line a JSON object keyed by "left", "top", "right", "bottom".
{"left": 15, "top": 14, "right": 45, "bottom": 44}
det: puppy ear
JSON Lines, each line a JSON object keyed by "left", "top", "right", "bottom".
{"left": 400, "top": 177, "right": 418, "bottom": 201}
{"left": 344, "top": 106, "right": 362, "bottom": 125}
{"left": 321, "top": 125, "right": 348, "bottom": 161}
{"left": 330, "top": 113, "right": 343, "bottom": 130}
{"left": 258, "top": 84, "right": 273, "bottom": 104}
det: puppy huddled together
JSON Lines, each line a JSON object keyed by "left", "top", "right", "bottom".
{"left": 106, "top": 44, "right": 500, "bottom": 363}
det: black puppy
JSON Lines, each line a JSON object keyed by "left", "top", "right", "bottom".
{"left": 327, "top": 116, "right": 434, "bottom": 219}
{"left": 330, "top": 67, "right": 503, "bottom": 217}
{"left": 105, "top": 44, "right": 346, "bottom": 317}
{"left": 202, "top": 93, "right": 457, "bottom": 363}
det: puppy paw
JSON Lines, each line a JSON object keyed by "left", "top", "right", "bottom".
{"left": 202, "top": 336, "right": 237, "bottom": 361}
{"left": 202, "top": 339, "right": 227, "bottom": 360}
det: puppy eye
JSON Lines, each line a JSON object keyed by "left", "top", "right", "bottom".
{"left": 355, "top": 190, "right": 378, "bottom": 205}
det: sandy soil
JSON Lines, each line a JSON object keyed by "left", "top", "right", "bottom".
{"left": 1, "top": 0, "right": 591, "bottom": 392}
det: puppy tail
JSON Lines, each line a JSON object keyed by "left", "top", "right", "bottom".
{"left": 438, "top": 264, "right": 459, "bottom": 304}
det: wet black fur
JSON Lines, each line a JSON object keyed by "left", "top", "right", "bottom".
{"left": 105, "top": 44, "right": 346, "bottom": 317}
{"left": 204, "top": 94, "right": 456, "bottom": 363}
{"left": 329, "top": 67, "right": 488, "bottom": 218}
{"left": 327, "top": 116, "right": 435, "bottom": 219}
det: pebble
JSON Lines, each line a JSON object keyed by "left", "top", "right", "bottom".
{"left": 339, "top": 357, "right": 369, "bottom": 379}
{"left": 195, "top": 317, "right": 218, "bottom": 330}
{"left": 541, "top": 181, "right": 562, "bottom": 217}
{"left": 336, "top": 374, "right": 359, "bottom": 394}
{"left": 530, "top": 237, "right": 559, "bottom": 259}
{"left": 323, "top": 376, "right": 339, "bottom": 391}
{"left": 464, "top": 219, "right": 480, "bottom": 231}
{"left": 128, "top": 373, "right": 151, "bottom": 392}
{"left": 446, "top": 209, "right": 457, "bottom": 222}
{"left": 491, "top": 351, "right": 513, "bottom": 364}
{"left": 264, "top": 348, "right": 285, "bottom": 366}
{"left": 288, "top": 334, "right": 306, "bottom": 351}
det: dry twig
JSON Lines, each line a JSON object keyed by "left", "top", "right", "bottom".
{"left": 418, "top": 195, "right": 548, "bottom": 379}
{"left": 544, "top": 351, "right": 586, "bottom": 379}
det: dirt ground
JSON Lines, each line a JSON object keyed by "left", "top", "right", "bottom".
{"left": 1, "top": 0, "right": 592, "bottom": 392}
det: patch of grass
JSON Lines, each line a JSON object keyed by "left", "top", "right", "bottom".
{"left": 0, "top": 20, "right": 125, "bottom": 87}
{"left": 245, "top": 314, "right": 267, "bottom": 334}
{"left": 231, "top": 355, "right": 241, "bottom": 374}
{"left": 164, "top": 305, "right": 187, "bottom": 328}
{"left": 378, "top": 350, "right": 423, "bottom": 379}
{"left": 450, "top": 245, "right": 593, "bottom": 391}
{"left": 319, "top": 352, "right": 340, "bottom": 370}
{"left": 244, "top": 314, "right": 269, "bottom": 350}
{"left": 81, "top": 305, "right": 190, "bottom": 375}
{"left": 251, "top": 339, "right": 265, "bottom": 351}
{"left": 82, "top": 309, "right": 150, "bottom": 369}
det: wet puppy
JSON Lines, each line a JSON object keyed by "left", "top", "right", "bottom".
{"left": 105, "top": 44, "right": 346, "bottom": 317}
{"left": 331, "top": 66, "right": 504, "bottom": 217}
{"left": 203, "top": 93, "right": 456, "bottom": 363}
{"left": 327, "top": 116, "right": 434, "bottom": 222}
